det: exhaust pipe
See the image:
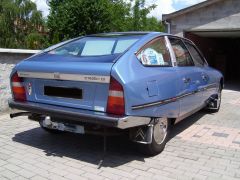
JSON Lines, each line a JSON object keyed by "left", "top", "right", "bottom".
{"left": 10, "top": 112, "right": 32, "bottom": 118}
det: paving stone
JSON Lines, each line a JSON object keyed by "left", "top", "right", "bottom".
{"left": 232, "top": 141, "right": 240, "bottom": 145}
{"left": 82, "top": 172, "right": 104, "bottom": 180}
{"left": 31, "top": 175, "right": 48, "bottom": 180}
{"left": 212, "top": 132, "right": 229, "bottom": 138}
{"left": 81, "top": 166, "right": 102, "bottom": 174}
{"left": 16, "top": 169, "right": 36, "bottom": 178}
{"left": 0, "top": 153, "right": 11, "bottom": 160}
{"left": 1, "top": 169, "right": 18, "bottom": 179}
{"left": 64, "top": 173, "right": 88, "bottom": 180}
{"left": 48, "top": 174, "right": 68, "bottom": 180}
{"left": 3, "top": 163, "right": 21, "bottom": 171}
{"left": 131, "top": 169, "right": 154, "bottom": 177}
{"left": 12, "top": 176, "right": 28, "bottom": 180}
{"left": 99, "top": 171, "right": 122, "bottom": 180}
{"left": 65, "top": 166, "right": 85, "bottom": 175}
{"left": 49, "top": 167, "right": 69, "bottom": 176}
{"left": 198, "top": 170, "right": 221, "bottom": 178}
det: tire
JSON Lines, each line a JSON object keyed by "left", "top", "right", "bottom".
{"left": 206, "top": 85, "right": 222, "bottom": 113}
{"left": 138, "top": 118, "right": 171, "bottom": 156}
{"left": 39, "top": 120, "right": 63, "bottom": 134}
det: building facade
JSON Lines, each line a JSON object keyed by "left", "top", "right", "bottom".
{"left": 163, "top": 0, "right": 240, "bottom": 83}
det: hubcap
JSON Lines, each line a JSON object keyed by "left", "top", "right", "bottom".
{"left": 153, "top": 118, "right": 168, "bottom": 144}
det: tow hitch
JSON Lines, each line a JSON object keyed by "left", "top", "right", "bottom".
{"left": 41, "top": 116, "right": 85, "bottom": 134}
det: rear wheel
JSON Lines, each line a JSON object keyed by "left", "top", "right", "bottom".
{"left": 206, "top": 85, "right": 222, "bottom": 113}
{"left": 138, "top": 118, "right": 171, "bottom": 156}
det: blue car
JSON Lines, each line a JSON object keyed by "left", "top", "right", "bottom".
{"left": 9, "top": 32, "right": 223, "bottom": 155}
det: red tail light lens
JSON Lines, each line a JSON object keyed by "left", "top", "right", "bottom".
{"left": 106, "top": 77, "right": 125, "bottom": 115}
{"left": 11, "top": 72, "right": 26, "bottom": 102}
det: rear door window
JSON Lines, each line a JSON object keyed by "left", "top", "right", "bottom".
{"left": 137, "top": 37, "right": 172, "bottom": 66}
{"left": 185, "top": 42, "right": 205, "bottom": 67}
{"left": 169, "top": 38, "right": 194, "bottom": 67}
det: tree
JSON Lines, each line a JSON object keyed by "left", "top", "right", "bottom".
{"left": 108, "top": 0, "right": 132, "bottom": 32}
{"left": 129, "top": 0, "right": 163, "bottom": 31}
{"left": 0, "top": 0, "right": 47, "bottom": 49}
{"left": 47, "top": 0, "right": 165, "bottom": 44}
{"left": 48, "top": 0, "right": 115, "bottom": 42}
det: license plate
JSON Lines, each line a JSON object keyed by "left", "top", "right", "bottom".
{"left": 44, "top": 86, "right": 83, "bottom": 99}
{"left": 64, "top": 124, "right": 85, "bottom": 134}
{"left": 44, "top": 121, "right": 85, "bottom": 134}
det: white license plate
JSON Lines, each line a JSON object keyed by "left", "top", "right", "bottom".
{"left": 45, "top": 121, "right": 85, "bottom": 134}
{"left": 64, "top": 124, "right": 85, "bottom": 134}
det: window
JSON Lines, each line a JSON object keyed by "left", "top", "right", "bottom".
{"left": 81, "top": 40, "right": 115, "bottom": 56}
{"left": 169, "top": 38, "right": 194, "bottom": 67}
{"left": 137, "top": 37, "right": 171, "bottom": 66}
{"left": 48, "top": 36, "right": 140, "bottom": 57}
{"left": 185, "top": 42, "right": 205, "bottom": 67}
{"left": 114, "top": 39, "right": 139, "bottom": 53}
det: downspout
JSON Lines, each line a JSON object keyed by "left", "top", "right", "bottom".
{"left": 164, "top": 20, "right": 171, "bottom": 34}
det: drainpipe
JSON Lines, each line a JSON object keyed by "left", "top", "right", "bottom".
{"left": 164, "top": 21, "right": 171, "bottom": 34}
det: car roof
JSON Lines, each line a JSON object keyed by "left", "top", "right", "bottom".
{"left": 87, "top": 32, "right": 167, "bottom": 37}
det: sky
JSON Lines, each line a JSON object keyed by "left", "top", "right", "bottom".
{"left": 32, "top": 0, "right": 206, "bottom": 19}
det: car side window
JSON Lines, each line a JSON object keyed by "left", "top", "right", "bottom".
{"left": 169, "top": 38, "right": 194, "bottom": 67}
{"left": 185, "top": 42, "right": 205, "bottom": 67}
{"left": 137, "top": 37, "right": 172, "bottom": 66}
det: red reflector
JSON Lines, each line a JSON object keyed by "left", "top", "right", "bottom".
{"left": 11, "top": 73, "right": 26, "bottom": 102}
{"left": 106, "top": 77, "right": 125, "bottom": 115}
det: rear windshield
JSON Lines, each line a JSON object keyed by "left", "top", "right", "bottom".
{"left": 48, "top": 36, "right": 141, "bottom": 57}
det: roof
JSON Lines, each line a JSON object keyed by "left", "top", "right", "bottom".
{"left": 88, "top": 32, "right": 160, "bottom": 37}
{"left": 162, "top": 0, "right": 224, "bottom": 21}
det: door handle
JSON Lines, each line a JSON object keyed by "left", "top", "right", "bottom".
{"left": 183, "top": 77, "right": 191, "bottom": 83}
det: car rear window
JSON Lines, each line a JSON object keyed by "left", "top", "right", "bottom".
{"left": 48, "top": 36, "right": 141, "bottom": 57}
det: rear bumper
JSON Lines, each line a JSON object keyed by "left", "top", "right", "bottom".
{"left": 8, "top": 100, "right": 150, "bottom": 129}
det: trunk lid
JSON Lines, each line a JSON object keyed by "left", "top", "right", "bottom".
{"left": 16, "top": 54, "right": 115, "bottom": 112}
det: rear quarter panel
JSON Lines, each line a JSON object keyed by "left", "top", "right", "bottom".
{"left": 111, "top": 35, "right": 180, "bottom": 118}
{"left": 205, "top": 66, "right": 223, "bottom": 95}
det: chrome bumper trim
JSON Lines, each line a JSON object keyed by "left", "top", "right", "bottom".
{"left": 8, "top": 100, "right": 150, "bottom": 129}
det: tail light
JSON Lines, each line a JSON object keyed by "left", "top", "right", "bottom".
{"left": 106, "top": 77, "right": 125, "bottom": 115}
{"left": 11, "top": 72, "right": 26, "bottom": 102}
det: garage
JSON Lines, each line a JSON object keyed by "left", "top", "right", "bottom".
{"left": 185, "top": 31, "right": 240, "bottom": 83}
{"left": 162, "top": 0, "right": 240, "bottom": 85}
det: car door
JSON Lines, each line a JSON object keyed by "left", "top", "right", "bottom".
{"left": 184, "top": 41, "right": 212, "bottom": 102}
{"left": 128, "top": 36, "right": 180, "bottom": 118}
{"left": 168, "top": 37, "right": 203, "bottom": 117}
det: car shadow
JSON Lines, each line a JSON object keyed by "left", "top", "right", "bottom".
{"left": 12, "top": 127, "right": 145, "bottom": 168}
{"left": 12, "top": 111, "right": 207, "bottom": 167}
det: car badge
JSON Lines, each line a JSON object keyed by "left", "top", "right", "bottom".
{"left": 53, "top": 72, "right": 60, "bottom": 79}
{"left": 27, "top": 83, "right": 32, "bottom": 95}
